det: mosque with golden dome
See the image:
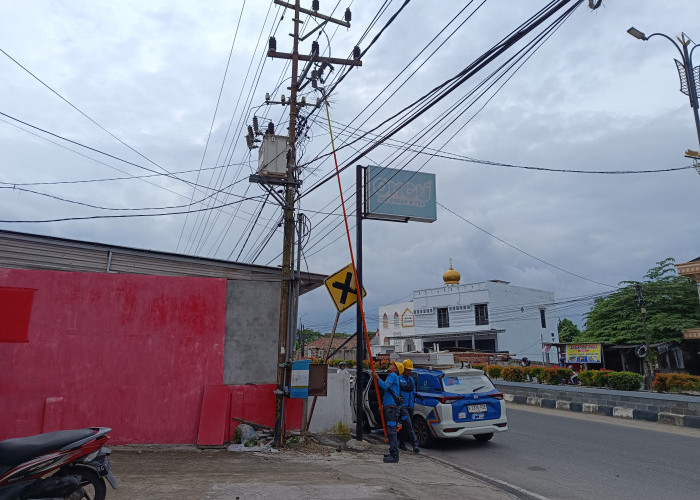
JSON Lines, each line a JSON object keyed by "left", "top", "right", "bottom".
{"left": 376, "top": 259, "right": 558, "bottom": 361}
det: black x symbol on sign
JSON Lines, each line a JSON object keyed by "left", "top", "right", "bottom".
{"left": 332, "top": 272, "right": 357, "bottom": 304}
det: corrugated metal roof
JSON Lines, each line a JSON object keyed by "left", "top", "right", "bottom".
{"left": 0, "top": 229, "right": 325, "bottom": 294}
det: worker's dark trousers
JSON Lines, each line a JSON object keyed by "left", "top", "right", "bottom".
{"left": 399, "top": 407, "right": 418, "bottom": 447}
{"left": 384, "top": 404, "right": 400, "bottom": 457}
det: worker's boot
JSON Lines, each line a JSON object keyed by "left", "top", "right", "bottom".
{"left": 383, "top": 454, "right": 399, "bottom": 463}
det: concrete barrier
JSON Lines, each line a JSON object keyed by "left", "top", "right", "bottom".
{"left": 494, "top": 381, "right": 700, "bottom": 428}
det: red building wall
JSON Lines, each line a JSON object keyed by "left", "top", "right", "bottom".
{"left": 0, "top": 268, "right": 227, "bottom": 444}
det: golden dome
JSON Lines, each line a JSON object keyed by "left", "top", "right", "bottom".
{"left": 443, "top": 259, "right": 460, "bottom": 285}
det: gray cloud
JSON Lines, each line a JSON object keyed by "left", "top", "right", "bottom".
{"left": 1, "top": 1, "right": 698, "bottom": 335}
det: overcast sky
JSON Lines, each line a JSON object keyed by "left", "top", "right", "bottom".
{"left": 1, "top": 1, "right": 698, "bottom": 338}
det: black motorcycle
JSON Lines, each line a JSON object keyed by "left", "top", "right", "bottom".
{"left": 0, "top": 427, "right": 117, "bottom": 500}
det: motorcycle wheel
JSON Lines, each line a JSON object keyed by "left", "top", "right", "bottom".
{"left": 61, "top": 467, "right": 107, "bottom": 500}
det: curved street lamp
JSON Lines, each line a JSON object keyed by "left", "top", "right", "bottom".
{"left": 628, "top": 27, "right": 700, "bottom": 155}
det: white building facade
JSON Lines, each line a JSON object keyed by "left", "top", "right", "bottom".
{"left": 377, "top": 264, "right": 558, "bottom": 360}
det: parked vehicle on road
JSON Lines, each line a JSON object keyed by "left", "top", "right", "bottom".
{"left": 0, "top": 427, "right": 117, "bottom": 500}
{"left": 356, "top": 367, "right": 508, "bottom": 447}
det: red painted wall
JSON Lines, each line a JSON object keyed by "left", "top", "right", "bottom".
{"left": 196, "top": 384, "right": 303, "bottom": 446}
{"left": 0, "top": 268, "right": 226, "bottom": 444}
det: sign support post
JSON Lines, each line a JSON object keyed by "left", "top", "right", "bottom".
{"left": 356, "top": 164, "right": 364, "bottom": 441}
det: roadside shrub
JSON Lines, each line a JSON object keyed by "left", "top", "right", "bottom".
{"left": 472, "top": 363, "right": 485, "bottom": 371}
{"left": 578, "top": 370, "right": 596, "bottom": 387}
{"left": 652, "top": 373, "right": 669, "bottom": 392}
{"left": 607, "top": 371, "right": 644, "bottom": 391}
{"left": 528, "top": 365, "right": 544, "bottom": 383}
{"left": 654, "top": 373, "right": 700, "bottom": 393}
{"left": 541, "top": 366, "right": 572, "bottom": 385}
{"left": 486, "top": 365, "right": 503, "bottom": 379}
{"left": 592, "top": 369, "right": 612, "bottom": 387}
{"left": 556, "top": 367, "right": 572, "bottom": 381}
{"left": 670, "top": 373, "right": 700, "bottom": 392}
{"left": 501, "top": 366, "right": 526, "bottom": 382}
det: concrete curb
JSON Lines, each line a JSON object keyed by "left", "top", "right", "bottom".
{"left": 504, "top": 393, "right": 699, "bottom": 427}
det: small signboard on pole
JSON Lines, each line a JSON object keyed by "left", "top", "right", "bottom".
{"left": 290, "top": 359, "right": 311, "bottom": 399}
{"left": 365, "top": 165, "right": 437, "bottom": 222}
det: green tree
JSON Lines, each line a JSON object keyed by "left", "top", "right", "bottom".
{"left": 582, "top": 258, "right": 700, "bottom": 344}
{"left": 558, "top": 318, "right": 581, "bottom": 343}
{"left": 296, "top": 328, "right": 322, "bottom": 349}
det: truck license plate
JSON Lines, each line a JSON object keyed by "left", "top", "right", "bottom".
{"left": 468, "top": 404, "right": 487, "bottom": 414}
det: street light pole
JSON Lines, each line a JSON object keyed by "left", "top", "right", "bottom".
{"left": 628, "top": 27, "right": 700, "bottom": 149}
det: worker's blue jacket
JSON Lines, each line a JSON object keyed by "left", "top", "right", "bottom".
{"left": 377, "top": 372, "right": 401, "bottom": 407}
{"left": 399, "top": 374, "right": 416, "bottom": 408}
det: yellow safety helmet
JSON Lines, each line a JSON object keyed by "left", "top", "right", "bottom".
{"left": 392, "top": 361, "right": 405, "bottom": 375}
{"left": 402, "top": 359, "right": 413, "bottom": 370}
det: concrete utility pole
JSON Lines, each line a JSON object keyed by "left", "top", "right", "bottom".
{"left": 266, "top": 0, "right": 360, "bottom": 447}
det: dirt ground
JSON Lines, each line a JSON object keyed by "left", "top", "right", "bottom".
{"left": 105, "top": 439, "right": 520, "bottom": 500}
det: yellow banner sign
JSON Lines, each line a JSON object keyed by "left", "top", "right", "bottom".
{"left": 566, "top": 343, "right": 601, "bottom": 364}
{"left": 324, "top": 263, "right": 367, "bottom": 313}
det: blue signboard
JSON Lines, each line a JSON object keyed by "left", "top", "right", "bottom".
{"left": 290, "top": 359, "right": 312, "bottom": 399}
{"left": 365, "top": 166, "right": 437, "bottom": 222}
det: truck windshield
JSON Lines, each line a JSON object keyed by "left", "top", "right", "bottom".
{"left": 441, "top": 374, "right": 495, "bottom": 394}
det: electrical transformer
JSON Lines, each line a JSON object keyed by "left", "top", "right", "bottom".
{"left": 258, "top": 134, "right": 289, "bottom": 177}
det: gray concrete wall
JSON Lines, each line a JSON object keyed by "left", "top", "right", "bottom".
{"left": 494, "top": 381, "right": 700, "bottom": 428}
{"left": 224, "top": 279, "right": 280, "bottom": 385}
{"left": 308, "top": 370, "right": 353, "bottom": 433}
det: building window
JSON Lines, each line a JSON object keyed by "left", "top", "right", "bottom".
{"left": 393, "top": 312, "right": 400, "bottom": 327}
{"left": 401, "top": 308, "right": 415, "bottom": 327}
{"left": 540, "top": 309, "right": 546, "bottom": 328}
{"left": 475, "top": 304, "right": 488, "bottom": 325}
{"left": 437, "top": 307, "right": 449, "bottom": 328}
{"left": 383, "top": 313, "right": 389, "bottom": 329}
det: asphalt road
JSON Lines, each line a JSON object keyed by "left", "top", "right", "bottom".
{"left": 423, "top": 404, "right": 700, "bottom": 500}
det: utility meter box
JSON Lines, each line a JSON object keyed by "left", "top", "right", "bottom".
{"left": 258, "top": 134, "right": 289, "bottom": 177}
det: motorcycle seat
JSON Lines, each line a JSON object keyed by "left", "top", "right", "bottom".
{"left": 0, "top": 429, "right": 95, "bottom": 467}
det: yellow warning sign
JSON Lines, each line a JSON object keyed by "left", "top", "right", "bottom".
{"left": 324, "top": 263, "right": 367, "bottom": 313}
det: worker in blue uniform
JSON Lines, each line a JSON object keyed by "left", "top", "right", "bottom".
{"left": 398, "top": 358, "right": 420, "bottom": 454}
{"left": 373, "top": 361, "right": 404, "bottom": 463}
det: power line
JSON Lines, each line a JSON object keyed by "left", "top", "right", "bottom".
{"left": 315, "top": 118, "right": 696, "bottom": 175}
{"left": 184, "top": 2, "right": 285, "bottom": 256}
{"left": 299, "top": 0, "right": 588, "bottom": 201}
{"left": 0, "top": 162, "right": 249, "bottom": 187}
{"left": 0, "top": 194, "right": 266, "bottom": 224}
{"left": 0, "top": 115, "right": 268, "bottom": 224}
{"left": 0, "top": 111, "right": 190, "bottom": 186}
{"left": 0, "top": 176, "right": 250, "bottom": 212}
{"left": 177, "top": 0, "right": 249, "bottom": 252}
{"left": 0, "top": 46, "right": 173, "bottom": 177}
{"left": 437, "top": 201, "right": 618, "bottom": 289}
